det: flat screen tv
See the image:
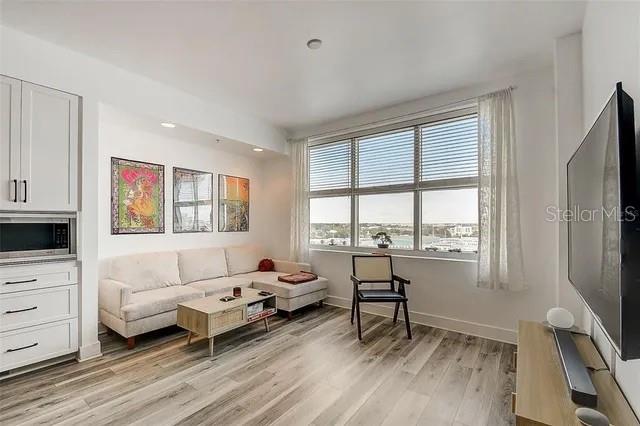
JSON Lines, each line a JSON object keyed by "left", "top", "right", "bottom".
{"left": 568, "top": 82, "right": 640, "bottom": 361}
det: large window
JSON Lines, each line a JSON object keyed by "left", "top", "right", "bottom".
{"left": 308, "top": 108, "right": 479, "bottom": 255}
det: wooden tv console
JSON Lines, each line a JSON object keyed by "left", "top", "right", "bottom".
{"left": 514, "top": 321, "right": 638, "bottom": 426}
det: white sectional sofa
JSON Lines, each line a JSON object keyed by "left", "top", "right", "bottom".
{"left": 98, "top": 245, "right": 327, "bottom": 348}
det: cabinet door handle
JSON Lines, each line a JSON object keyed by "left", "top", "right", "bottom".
{"left": 6, "top": 342, "right": 38, "bottom": 353}
{"left": 4, "top": 306, "right": 37, "bottom": 314}
{"left": 3, "top": 278, "right": 37, "bottom": 285}
{"left": 11, "top": 179, "right": 17, "bottom": 202}
{"left": 22, "top": 180, "right": 27, "bottom": 203}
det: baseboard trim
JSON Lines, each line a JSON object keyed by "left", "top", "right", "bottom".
{"left": 325, "top": 295, "right": 517, "bottom": 344}
{"left": 77, "top": 340, "right": 102, "bottom": 362}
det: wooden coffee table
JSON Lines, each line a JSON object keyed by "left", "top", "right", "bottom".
{"left": 177, "top": 288, "right": 277, "bottom": 357}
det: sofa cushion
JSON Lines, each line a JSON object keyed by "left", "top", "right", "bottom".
{"left": 178, "top": 247, "right": 228, "bottom": 284}
{"left": 239, "top": 271, "right": 328, "bottom": 299}
{"left": 110, "top": 251, "right": 181, "bottom": 293}
{"left": 186, "top": 276, "right": 252, "bottom": 296}
{"left": 225, "top": 245, "right": 264, "bottom": 276}
{"left": 233, "top": 271, "right": 286, "bottom": 282}
{"left": 120, "top": 286, "right": 204, "bottom": 321}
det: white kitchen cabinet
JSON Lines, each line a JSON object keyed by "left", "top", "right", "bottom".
{"left": 20, "top": 82, "right": 79, "bottom": 211}
{"left": 0, "top": 76, "right": 21, "bottom": 210}
{"left": 0, "top": 76, "right": 79, "bottom": 212}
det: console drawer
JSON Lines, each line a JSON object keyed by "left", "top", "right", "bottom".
{"left": 0, "top": 319, "right": 78, "bottom": 372}
{"left": 0, "top": 263, "right": 78, "bottom": 294}
{"left": 0, "top": 285, "right": 78, "bottom": 332}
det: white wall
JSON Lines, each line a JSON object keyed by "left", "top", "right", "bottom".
{"left": 554, "top": 32, "right": 585, "bottom": 322}
{"left": 579, "top": 1, "right": 640, "bottom": 415}
{"left": 294, "top": 67, "right": 559, "bottom": 343}
{"left": 98, "top": 106, "right": 290, "bottom": 276}
{"left": 0, "top": 25, "right": 286, "bottom": 360}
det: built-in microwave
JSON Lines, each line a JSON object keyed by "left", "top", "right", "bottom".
{"left": 0, "top": 213, "right": 77, "bottom": 265}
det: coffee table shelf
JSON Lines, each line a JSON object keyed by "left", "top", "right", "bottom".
{"left": 177, "top": 288, "right": 277, "bottom": 357}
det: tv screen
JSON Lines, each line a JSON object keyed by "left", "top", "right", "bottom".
{"left": 567, "top": 82, "right": 640, "bottom": 360}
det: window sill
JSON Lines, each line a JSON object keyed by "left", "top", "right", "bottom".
{"left": 309, "top": 246, "right": 478, "bottom": 263}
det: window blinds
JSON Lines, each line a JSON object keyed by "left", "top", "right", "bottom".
{"left": 357, "top": 128, "right": 414, "bottom": 188}
{"left": 309, "top": 112, "right": 478, "bottom": 193}
{"left": 420, "top": 114, "right": 478, "bottom": 182}
{"left": 309, "top": 140, "right": 351, "bottom": 192}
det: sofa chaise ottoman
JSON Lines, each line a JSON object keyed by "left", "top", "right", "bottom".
{"left": 235, "top": 264, "right": 328, "bottom": 320}
{"left": 98, "top": 245, "right": 327, "bottom": 348}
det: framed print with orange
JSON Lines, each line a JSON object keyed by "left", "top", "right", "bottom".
{"left": 111, "top": 157, "right": 165, "bottom": 234}
{"left": 218, "top": 174, "right": 249, "bottom": 232}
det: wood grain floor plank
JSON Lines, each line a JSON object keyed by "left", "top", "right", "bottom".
{"left": 407, "top": 331, "right": 467, "bottom": 396}
{"left": 417, "top": 364, "right": 473, "bottom": 426}
{"left": 0, "top": 306, "right": 515, "bottom": 426}
{"left": 131, "top": 377, "right": 241, "bottom": 426}
{"left": 345, "top": 370, "right": 416, "bottom": 426}
{"left": 268, "top": 382, "right": 342, "bottom": 426}
{"left": 453, "top": 346, "right": 501, "bottom": 426}
{"left": 401, "top": 327, "right": 446, "bottom": 374}
{"left": 381, "top": 390, "right": 430, "bottom": 426}
{"left": 486, "top": 342, "right": 517, "bottom": 426}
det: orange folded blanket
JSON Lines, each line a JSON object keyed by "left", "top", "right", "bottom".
{"left": 277, "top": 271, "right": 318, "bottom": 284}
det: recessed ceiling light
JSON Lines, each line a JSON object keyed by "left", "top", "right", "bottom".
{"left": 307, "top": 39, "right": 322, "bottom": 50}
{"left": 160, "top": 122, "right": 176, "bottom": 128}
{"left": 253, "top": 147, "right": 264, "bottom": 152}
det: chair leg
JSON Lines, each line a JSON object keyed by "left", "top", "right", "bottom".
{"left": 350, "top": 293, "right": 356, "bottom": 324}
{"left": 402, "top": 301, "right": 412, "bottom": 339}
{"left": 127, "top": 336, "right": 136, "bottom": 350}
{"left": 355, "top": 300, "right": 362, "bottom": 340}
{"left": 393, "top": 302, "right": 400, "bottom": 323}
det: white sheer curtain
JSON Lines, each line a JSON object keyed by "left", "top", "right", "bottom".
{"left": 289, "top": 138, "right": 310, "bottom": 263}
{"left": 477, "top": 88, "right": 525, "bottom": 291}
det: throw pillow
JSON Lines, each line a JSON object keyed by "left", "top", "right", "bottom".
{"left": 258, "top": 258, "right": 275, "bottom": 272}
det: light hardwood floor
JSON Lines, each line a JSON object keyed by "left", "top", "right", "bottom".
{"left": 0, "top": 305, "right": 516, "bottom": 426}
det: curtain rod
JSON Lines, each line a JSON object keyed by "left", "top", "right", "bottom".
{"left": 302, "top": 85, "right": 517, "bottom": 143}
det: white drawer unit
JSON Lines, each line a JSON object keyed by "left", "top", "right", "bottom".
{"left": 0, "top": 285, "right": 78, "bottom": 332}
{"left": 0, "top": 262, "right": 77, "bottom": 294}
{"left": 0, "top": 319, "right": 78, "bottom": 372}
{"left": 0, "top": 262, "right": 79, "bottom": 372}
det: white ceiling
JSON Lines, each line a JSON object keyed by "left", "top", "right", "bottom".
{"left": 1, "top": 1, "right": 585, "bottom": 132}
{"left": 100, "top": 103, "right": 283, "bottom": 160}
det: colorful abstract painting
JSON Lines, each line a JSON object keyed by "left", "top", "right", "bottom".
{"left": 111, "top": 157, "right": 164, "bottom": 234}
{"left": 218, "top": 174, "right": 249, "bottom": 232}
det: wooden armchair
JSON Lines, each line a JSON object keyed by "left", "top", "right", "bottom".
{"left": 350, "top": 255, "right": 412, "bottom": 340}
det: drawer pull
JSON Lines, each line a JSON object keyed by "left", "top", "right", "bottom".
{"left": 6, "top": 342, "right": 38, "bottom": 353}
{"left": 3, "top": 278, "right": 37, "bottom": 285}
{"left": 4, "top": 306, "right": 38, "bottom": 314}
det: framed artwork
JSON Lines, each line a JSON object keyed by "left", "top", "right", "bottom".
{"left": 173, "top": 167, "right": 213, "bottom": 233}
{"left": 111, "top": 157, "right": 164, "bottom": 234}
{"left": 218, "top": 174, "right": 249, "bottom": 232}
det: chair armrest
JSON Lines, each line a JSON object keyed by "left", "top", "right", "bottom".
{"left": 99, "top": 279, "right": 133, "bottom": 319}
{"left": 273, "top": 259, "right": 312, "bottom": 274}
{"left": 393, "top": 274, "right": 411, "bottom": 285}
{"left": 350, "top": 275, "right": 362, "bottom": 285}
